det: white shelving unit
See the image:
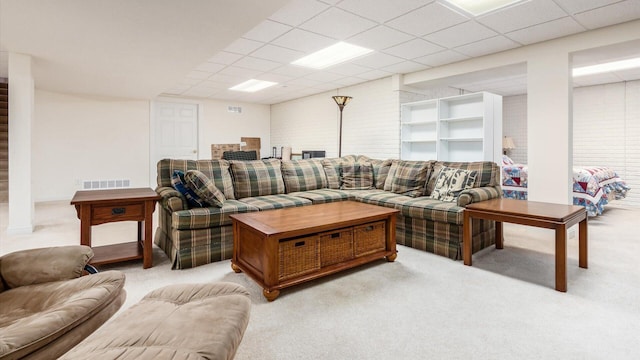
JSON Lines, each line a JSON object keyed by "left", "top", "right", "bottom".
{"left": 400, "top": 92, "right": 502, "bottom": 162}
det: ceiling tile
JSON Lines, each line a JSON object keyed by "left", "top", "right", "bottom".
{"left": 413, "top": 49, "right": 470, "bottom": 66}
{"left": 424, "top": 21, "right": 498, "bottom": 48}
{"left": 573, "top": 0, "right": 640, "bottom": 29}
{"left": 383, "top": 38, "right": 444, "bottom": 59}
{"left": 269, "top": 0, "right": 330, "bottom": 26}
{"left": 381, "top": 61, "right": 428, "bottom": 74}
{"left": 386, "top": 2, "right": 469, "bottom": 36}
{"left": 272, "top": 64, "right": 316, "bottom": 77}
{"left": 177, "top": 77, "right": 202, "bottom": 86}
{"left": 209, "top": 72, "right": 251, "bottom": 85}
{"left": 195, "top": 62, "right": 226, "bottom": 73}
{"left": 357, "top": 69, "right": 393, "bottom": 80}
{"left": 352, "top": 52, "right": 405, "bottom": 68}
{"left": 347, "top": 25, "right": 414, "bottom": 51}
{"left": 186, "top": 70, "right": 212, "bottom": 80}
{"left": 327, "top": 63, "right": 372, "bottom": 76}
{"left": 299, "top": 7, "right": 378, "bottom": 40}
{"left": 242, "top": 20, "right": 293, "bottom": 43}
{"left": 337, "top": 0, "right": 430, "bottom": 23}
{"left": 208, "top": 52, "right": 243, "bottom": 65}
{"left": 553, "top": 0, "right": 621, "bottom": 14}
{"left": 476, "top": 0, "right": 566, "bottom": 33}
{"left": 454, "top": 36, "right": 520, "bottom": 57}
{"left": 251, "top": 72, "right": 296, "bottom": 84}
{"left": 224, "top": 38, "right": 265, "bottom": 55}
{"left": 333, "top": 76, "right": 368, "bottom": 86}
{"left": 251, "top": 44, "right": 305, "bottom": 63}
{"left": 271, "top": 29, "right": 337, "bottom": 53}
{"left": 218, "top": 66, "right": 262, "bottom": 79}
{"left": 286, "top": 77, "right": 323, "bottom": 87}
{"left": 305, "top": 71, "right": 346, "bottom": 82}
{"left": 233, "top": 56, "right": 282, "bottom": 72}
{"left": 506, "top": 17, "right": 584, "bottom": 45}
{"left": 311, "top": 82, "right": 341, "bottom": 91}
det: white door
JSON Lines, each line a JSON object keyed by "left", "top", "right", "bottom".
{"left": 150, "top": 101, "right": 199, "bottom": 187}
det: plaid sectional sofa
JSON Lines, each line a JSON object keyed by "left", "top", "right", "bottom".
{"left": 155, "top": 155, "right": 502, "bottom": 269}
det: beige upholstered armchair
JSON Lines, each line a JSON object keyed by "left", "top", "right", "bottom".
{"left": 0, "top": 245, "right": 126, "bottom": 359}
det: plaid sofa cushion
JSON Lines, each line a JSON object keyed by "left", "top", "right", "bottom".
{"left": 157, "top": 159, "right": 235, "bottom": 200}
{"left": 356, "top": 156, "right": 394, "bottom": 189}
{"left": 184, "top": 170, "right": 226, "bottom": 207}
{"left": 171, "top": 170, "right": 206, "bottom": 208}
{"left": 288, "top": 189, "right": 352, "bottom": 204}
{"left": 321, "top": 155, "right": 358, "bottom": 189}
{"left": 230, "top": 159, "right": 285, "bottom": 199}
{"left": 426, "top": 161, "right": 500, "bottom": 196}
{"left": 281, "top": 159, "right": 328, "bottom": 193}
{"left": 237, "top": 194, "right": 312, "bottom": 211}
{"left": 383, "top": 160, "right": 432, "bottom": 197}
{"left": 429, "top": 167, "right": 478, "bottom": 202}
{"left": 340, "top": 162, "right": 374, "bottom": 190}
{"left": 171, "top": 200, "right": 259, "bottom": 230}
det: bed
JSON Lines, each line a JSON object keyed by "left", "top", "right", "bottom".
{"left": 501, "top": 155, "right": 630, "bottom": 216}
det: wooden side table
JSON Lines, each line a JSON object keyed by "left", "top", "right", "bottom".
{"left": 463, "top": 198, "right": 588, "bottom": 292}
{"left": 71, "top": 188, "right": 160, "bottom": 269}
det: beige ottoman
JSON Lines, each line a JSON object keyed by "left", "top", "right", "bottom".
{"left": 60, "top": 282, "right": 251, "bottom": 360}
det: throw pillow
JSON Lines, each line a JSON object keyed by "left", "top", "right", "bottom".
{"left": 429, "top": 166, "right": 478, "bottom": 202}
{"left": 383, "top": 160, "right": 431, "bottom": 197}
{"left": 230, "top": 159, "right": 285, "bottom": 199}
{"left": 183, "top": 170, "right": 226, "bottom": 208}
{"left": 340, "top": 162, "right": 374, "bottom": 190}
{"left": 171, "top": 170, "right": 206, "bottom": 208}
{"left": 281, "top": 159, "right": 328, "bottom": 193}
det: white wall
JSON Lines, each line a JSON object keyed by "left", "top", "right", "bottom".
{"left": 33, "top": 90, "right": 150, "bottom": 201}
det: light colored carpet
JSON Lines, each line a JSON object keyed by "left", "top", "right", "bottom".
{"left": 1, "top": 201, "right": 639, "bottom": 359}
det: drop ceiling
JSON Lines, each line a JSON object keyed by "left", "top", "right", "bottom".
{"left": 1, "top": 0, "right": 639, "bottom": 103}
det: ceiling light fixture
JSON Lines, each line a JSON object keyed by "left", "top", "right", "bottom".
{"left": 573, "top": 57, "right": 640, "bottom": 77}
{"left": 442, "top": 0, "right": 529, "bottom": 16}
{"left": 292, "top": 42, "right": 373, "bottom": 69}
{"left": 229, "top": 79, "right": 278, "bottom": 92}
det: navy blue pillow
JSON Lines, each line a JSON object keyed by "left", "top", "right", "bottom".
{"left": 171, "top": 170, "right": 206, "bottom": 208}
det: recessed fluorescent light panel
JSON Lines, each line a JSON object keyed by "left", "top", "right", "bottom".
{"left": 229, "top": 79, "right": 277, "bottom": 92}
{"left": 291, "top": 42, "right": 373, "bottom": 69}
{"left": 442, "top": 0, "right": 528, "bottom": 16}
{"left": 573, "top": 57, "right": 640, "bottom": 77}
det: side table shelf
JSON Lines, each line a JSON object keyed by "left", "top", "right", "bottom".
{"left": 70, "top": 188, "right": 160, "bottom": 269}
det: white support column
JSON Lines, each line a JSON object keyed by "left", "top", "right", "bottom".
{"left": 7, "top": 53, "right": 35, "bottom": 234}
{"left": 527, "top": 49, "right": 573, "bottom": 204}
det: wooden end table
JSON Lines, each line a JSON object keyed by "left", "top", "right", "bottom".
{"left": 463, "top": 198, "right": 588, "bottom": 292}
{"left": 230, "top": 201, "right": 399, "bottom": 301}
{"left": 71, "top": 188, "right": 160, "bottom": 269}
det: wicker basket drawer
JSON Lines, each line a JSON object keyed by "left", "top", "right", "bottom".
{"left": 279, "top": 235, "right": 320, "bottom": 281}
{"left": 319, "top": 228, "right": 354, "bottom": 266}
{"left": 354, "top": 221, "right": 386, "bottom": 257}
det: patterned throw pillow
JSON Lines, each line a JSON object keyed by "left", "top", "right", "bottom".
{"left": 281, "top": 159, "right": 328, "bottom": 193}
{"left": 183, "top": 170, "right": 226, "bottom": 208}
{"left": 383, "top": 160, "right": 431, "bottom": 197}
{"left": 230, "top": 159, "right": 286, "bottom": 199}
{"left": 171, "top": 170, "right": 206, "bottom": 208}
{"left": 341, "top": 162, "right": 374, "bottom": 190}
{"left": 321, "top": 156, "right": 357, "bottom": 189}
{"left": 429, "top": 166, "right": 478, "bottom": 202}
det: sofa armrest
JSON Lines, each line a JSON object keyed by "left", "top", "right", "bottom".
{"left": 157, "top": 186, "right": 186, "bottom": 212}
{"left": 457, "top": 186, "right": 502, "bottom": 207}
{"left": 0, "top": 245, "right": 93, "bottom": 289}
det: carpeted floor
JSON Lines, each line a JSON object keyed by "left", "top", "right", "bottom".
{"left": 1, "top": 201, "right": 639, "bottom": 359}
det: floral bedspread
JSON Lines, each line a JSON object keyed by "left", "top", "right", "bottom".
{"left": 500, "top": 157, "right": 630, "bottom": 216}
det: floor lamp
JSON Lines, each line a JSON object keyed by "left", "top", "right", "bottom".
{"left": 332, "top": 95, "right": 352, "bottom": 157}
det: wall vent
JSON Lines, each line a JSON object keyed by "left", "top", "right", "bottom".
{"left": 227, "top": 106, "right": 242, "bottom": 113}
{"left": 82, "top": 179, "right": 130, "bottom": 190}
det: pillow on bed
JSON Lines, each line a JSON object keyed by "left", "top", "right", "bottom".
{"left": 502, "top": 155, "right": 515, "bottom": 165}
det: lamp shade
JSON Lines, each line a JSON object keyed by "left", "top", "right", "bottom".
{"left": 502, "top": 136, "right": 516, "bottom": 150}
{"left": 332, "top": 96, "right": 352, "bottom": 109}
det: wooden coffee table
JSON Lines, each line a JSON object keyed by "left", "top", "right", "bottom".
{"left": 230, "top": 201, "right": 399, "bottom": 301}
{"left": 71, "top": 188, "right": 160, "bottom": 269}
{"left": 463, "top": 198, "right": 588, "bottom": 292}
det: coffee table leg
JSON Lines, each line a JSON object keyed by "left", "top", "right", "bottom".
{"left": 463, "top": 210, "right": 472, "bottom": 266}
{"left": 495, "top": 221, "right": 504, "bottom": 249}
{"left": 579, "top": 217, "right": 588, "bottom": 269}
{"left": 386, "top": 252, "right": 397, "bottom": 262}
{"left": 263, "top": 289, "right": 280, "bottom": 302}
{"left": 231, "top": 262, "right": 242, "bottom": 273}
{"left": 555, "top": 225, "right": 567, "bottom": 292}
